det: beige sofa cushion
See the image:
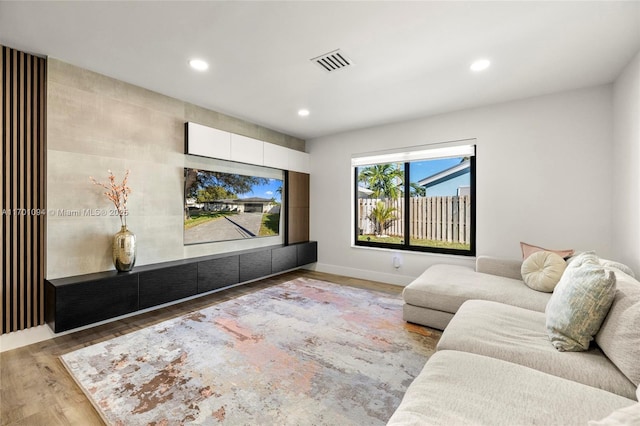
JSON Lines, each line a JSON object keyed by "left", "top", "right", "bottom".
{"left": 521, "top": 250, "right": 567, "bottom": 292}
{"left": 476, "top": 255, "right": 523, "bottom": 280}
{"left": 387, "top": 350, "right": 636, "bottom": 426}
{"left": 437, "top": 300, "right": 636, "bottom": 399}
{"left": 596, "top": 270, "right": 640, "bottom": 387}
{"left": 403, "top": 264, "right": 551, "bottom": 315}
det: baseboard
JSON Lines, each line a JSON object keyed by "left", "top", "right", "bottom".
{"left": 311, "top": 263, "right": 413, "bottom": 286}
{"left": 0, "top": 325, "right": 57, "bottom": 353}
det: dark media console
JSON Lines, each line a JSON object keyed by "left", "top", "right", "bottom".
{"left": 45, "top": 241, "right": 317, "bottom": 333}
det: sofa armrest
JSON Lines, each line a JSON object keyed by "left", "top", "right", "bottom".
{"left": 476, "top": 256, "right": 523, "bottom": 280}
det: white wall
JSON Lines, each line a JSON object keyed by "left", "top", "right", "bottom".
{"left": 612, "top": 51, "right": 640, "bottom": 273}
{"left": 307, "top": 86, "right": 614, "bottom": 285}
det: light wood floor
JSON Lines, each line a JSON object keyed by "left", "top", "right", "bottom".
{"left": 0, "top": 270, "right": 439, "bottom": 425}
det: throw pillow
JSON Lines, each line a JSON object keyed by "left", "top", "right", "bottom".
{"left": 566, "top": 251, "right": 600, "bottom": 268}
{"left": 521, "top": 251, "right": 567, "bottom": 292}
{"left": 545, "top": 259, "right": 616, "bottom": 351}
{"left": 600, "top": 259, "right": 636, "bottom": 278}
{"left": 520, "top": 241, "right": 574, "bottom": 260}
{"left": 587, "top": 403, "right": 640, "bottom": 425}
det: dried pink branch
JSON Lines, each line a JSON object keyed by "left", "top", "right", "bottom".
{"left": 90, "top": 169, "right": 132, "bottom": 227}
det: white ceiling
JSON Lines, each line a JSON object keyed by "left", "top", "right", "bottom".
{"left": 1, "top": 1, "right": 638, "bottom": 140}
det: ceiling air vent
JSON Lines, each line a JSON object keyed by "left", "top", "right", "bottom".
{"left": 310, "top": 49, "right": 353, "bottom": 72}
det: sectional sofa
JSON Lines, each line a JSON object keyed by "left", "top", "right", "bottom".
{"left": 388, "top": 254, "right": 640, "bottom": 425}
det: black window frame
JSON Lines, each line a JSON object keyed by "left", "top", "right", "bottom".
{"left": 353, "top": 153, "right": 476, "bottom": 257}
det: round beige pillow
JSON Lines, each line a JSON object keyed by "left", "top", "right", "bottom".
{"left": 521, "top": 250, "right": 567, "bottom": 292}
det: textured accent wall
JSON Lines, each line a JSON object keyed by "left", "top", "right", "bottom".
{"left": 1, "top": 46, "right": 47, "bottom": 334}
{"left": 47, "top": 59, "right": 304, "bottom": 280}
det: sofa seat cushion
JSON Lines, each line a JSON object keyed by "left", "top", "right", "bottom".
{"left": 387, "top": 350, "right": 636, "bottom": 426}
{"left": 437, "top": 300, "right": 637, "bottom": 399}
{"left": 403, "top": 264, "right": 551, "bottom": 315}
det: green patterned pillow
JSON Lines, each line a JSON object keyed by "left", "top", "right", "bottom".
{"left": 545, "top": 258, "right": 617, "bottom": 351}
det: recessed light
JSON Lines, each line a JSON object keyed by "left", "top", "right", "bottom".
{"left": 189, "top": 59, "right": 209, "bottom": 71}
{"left": 470, "top": 59, "right": 490, "bottom": 72}
{"left": 298, "top": 109, "right": 310, "bottom": 117}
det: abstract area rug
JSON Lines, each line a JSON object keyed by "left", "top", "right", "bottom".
{"left": 61, "top": 277, "right": 437, "bottom": 425}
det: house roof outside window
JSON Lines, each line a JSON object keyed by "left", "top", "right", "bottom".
{"left": 418, "top": 160, "right": 470, "bottom": 197}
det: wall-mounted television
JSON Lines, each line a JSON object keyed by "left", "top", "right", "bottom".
{"left": 184, "top": 168, "right": 283, "bottom": 245}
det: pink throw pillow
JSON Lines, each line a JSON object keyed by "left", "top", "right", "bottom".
{"left": 520, "top": 241, "right": 574, "bottom": 260}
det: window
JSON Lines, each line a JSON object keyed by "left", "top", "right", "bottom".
{"left": 353, "top": 143, "right": 476, "bottom": 256}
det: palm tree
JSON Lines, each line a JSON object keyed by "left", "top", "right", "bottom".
{"left": 358, "top": 164, "right": 403, "bottom": 199}
{"left": 410, "top": 182, "right": 426, "bottom": 197}
{"left": 369, "top": 201, "right": 397, "bottom": 236}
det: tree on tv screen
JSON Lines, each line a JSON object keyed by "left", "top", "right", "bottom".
{"left": 196, "top": 186, "right": 237, "bottom": 203}
{"left": 184, "top": 169, "right": 270, "bottom": 218}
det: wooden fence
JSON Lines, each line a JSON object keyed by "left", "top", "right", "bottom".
{"left": 358, "top": 196, "right": 471, "bottom": 244}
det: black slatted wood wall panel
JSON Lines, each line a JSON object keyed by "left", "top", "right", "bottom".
{"left": 1, "top": 45, "right": 47, "bottom": 334}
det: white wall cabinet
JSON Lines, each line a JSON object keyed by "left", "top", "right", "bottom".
{"left": 185, "top": 122, "right": 310, "bottom": 173}
{"left": 230, "top": 133, "right": 264, "bottom": 165}
{"left": 185, "top": 122, "right": 231, "bottom": 160}
{"left": 288, "top": 149, "right": 310, "bottom": 173}
{"left": 263, "top": 142, "right": 290, "bottom": 170}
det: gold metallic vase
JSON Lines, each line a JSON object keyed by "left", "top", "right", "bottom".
{"left": 113, "top": 225, "right": 136, "bottom": 272}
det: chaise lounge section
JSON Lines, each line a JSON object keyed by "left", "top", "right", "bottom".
{"left": 402, "top": 256, "right": 552, "bottom": 330}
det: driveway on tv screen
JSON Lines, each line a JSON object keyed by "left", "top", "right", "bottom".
{"left": 184, "top": 212, "right": 264, "bottom": 244}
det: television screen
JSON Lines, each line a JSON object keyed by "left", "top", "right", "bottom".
{"left": 184, "top": 168, "right": 283, "bottom": 245}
